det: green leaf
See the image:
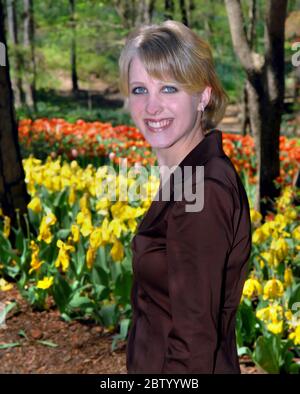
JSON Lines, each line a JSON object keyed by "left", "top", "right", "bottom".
{"left": 0, "top": 246, "right": 20, "bottom": 265}
{"left": 0, "top": 231, "right": 12, "bottom": 250}
{"left": 14, "top": 227, "right": 25, "bottom": 256}
{"left": 288, "top": 283, "right": 300, "bottom": 309}
{"left": 289, "top": 362, "right": 300, "bottom": 374}
{"left": 99, "top": 303, "right": 118, "bottom": 328}
{"left": 92, "top": 250, "right": 109, "bottom": 286}
{"left": 96, "top": 246, "right": 109, "bottom": 273}
{"left": 111, "top": 318, "right": 130, "bottom": 352}
{"left": 18, "top": 329, "right": 28, "bottom": 339}
{"left": 53, "top": 188, "right": 68, "bottom": 208}
{"left": 0, "top": 301, "right": 17, "bottom": 324}
{"left": 114, "top": 269, "right": 132, "bottom": 305}
{"left": 119, "top": 318, "right": 130, "bottom": 339}
{"left": 61, "top": 313, "right": 72, "bottom": 322}
{"left": 92, "top": 284, "right": 106, "bottom": 299}
{"left": 52, "top": 275, "right": 72, "bottom": 312}
{"left": 56, "top": 229, "right": 70, "bottom": 240}
{"left": 237, "top": 346, "right": 252, "bottom": 357}
{"left": 252, "top": 335, "right": 281, "bottom": 373}
{"left": 237, "top": 299, "right": 257, "bottom": 344}
{"left": 69, "top": 293, "right": 94, "bottom": 310}
{"left": 0, "top": 342, "right": 21, "bottom": 349}
{"left": 74, "top": 239, "right": 86, "bottom": 277}
{"left": 36, "top": 340, "right": 58, "bottom": 348}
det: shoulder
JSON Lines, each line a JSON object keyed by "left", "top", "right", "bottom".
{"left": 168, "top": 178, "right": 235, "bottom": 248}
{"left": 181, "top": 155, "right": 239, "bottom": 201}
{"left": 203, "top": 156, "right": 238, "bottom": 193}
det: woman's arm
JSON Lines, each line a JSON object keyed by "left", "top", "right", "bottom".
{"left": 162, "top": 178, "right": 235, "bottom": 373}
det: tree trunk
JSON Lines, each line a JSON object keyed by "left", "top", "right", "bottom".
{"left": 113, "top": 0, "right": 135, "bottom": 29}
{"left": 241, "top": 0, "right": 257, "bottom": 136}
{"left": 225, "top": 0, "right": 287, "bottom": 217}
{"left": 148, "top": 0, "right": 156, "bottom": 22}
{"left": 241, "top": 83, "right": 250, "bottom": 136}
{"left": 6, "top": 0, "right": 23, "bottom": 107}
{"left": 23, "top": 0, "right": 36, "bottom": 110}
{"left": 188, "top": 0, "right": 196, "bottom": 28}
{"left": 180, "top": 0, "right": 189, "bottom": 26}
{"left": 135, "top": 0, "right": 150, "bottom": 26}
{"left": 69, "top": 0, "right": 79, "bottom": 92}
{"left": 0, "top": 0, "right": 31, "bottom": 233}
{"left": 164, "top": 0, "right": 174, "bottom": 21}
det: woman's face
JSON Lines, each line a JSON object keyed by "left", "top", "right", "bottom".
{"left": 128, "top": 55, "right": 204, "bottom": 151}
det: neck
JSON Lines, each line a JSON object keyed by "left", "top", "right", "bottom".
{"left": 154, "top": 129, "right": 205, "bottom": 171}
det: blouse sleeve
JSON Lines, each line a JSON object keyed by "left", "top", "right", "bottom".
{"left": 162, "top": 178, "right": 235, "bottom": 373}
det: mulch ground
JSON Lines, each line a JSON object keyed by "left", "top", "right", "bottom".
{"left": 0, "top": 286, "right": 261, "bottom": 374}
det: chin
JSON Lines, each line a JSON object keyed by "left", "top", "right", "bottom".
{"left": 146, "top": 139, "right": 174, "bottom": 150}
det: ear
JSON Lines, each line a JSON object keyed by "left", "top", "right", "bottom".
{"left": 197, "top": 86, "right": 212, "bottom": 111}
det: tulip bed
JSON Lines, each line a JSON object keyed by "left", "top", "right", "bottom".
{"left": 0, "top": 118, "right": 300, "bottom": 373}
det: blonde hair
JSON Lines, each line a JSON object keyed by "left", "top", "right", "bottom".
{"left": 118, "top": 20, "right": 228, "bottom": 132}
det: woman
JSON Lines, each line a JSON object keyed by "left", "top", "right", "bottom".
{"left": 118, "top": 20, "right": 252, "bottom": 374}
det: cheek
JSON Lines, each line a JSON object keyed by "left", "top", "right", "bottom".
{"left": 176, "top": 99, "right": 197, "bottom": 124}
{"left": 169, "top": 101, "right": 190, "bottom": 123}
{"left": 129, "top": 98, "right": 144, "bottom": 121}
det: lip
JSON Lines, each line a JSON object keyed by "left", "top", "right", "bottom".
{"left": 144, "top": 118, "right": 173, "bottom": 122}
{"left": 144, "top": 118, "right": 173, "bottom": 132}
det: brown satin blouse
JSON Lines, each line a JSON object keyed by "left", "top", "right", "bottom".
{"left": 126, "top": 129, "right": 252, "bottom": 374}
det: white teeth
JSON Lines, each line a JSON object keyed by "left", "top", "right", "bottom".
{"left": 146, "top": 119, "right": 171, "bottom": 128}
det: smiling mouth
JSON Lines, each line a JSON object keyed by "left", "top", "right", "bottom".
{"left": 144, "top": 119, "right": 173, "bottom": 132}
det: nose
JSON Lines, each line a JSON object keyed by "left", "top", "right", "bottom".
{"left": 145, "top": 94, "right": 163, "bottom": 116}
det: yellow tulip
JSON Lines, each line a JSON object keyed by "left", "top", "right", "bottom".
{"left": 250, "top": 209, "right": 262, "bottom": 227}
{"left": 0, "top": 278, "right": 13, "bottom": 291}
{"left": 263, "top": 279, "right": 284, "bottom": 300}
{"left": 259, "top": 251, "right": 279, "bottom": 268}
{"left": 55, "top": 240, "right": 74, "bottom": 272}
{"left": 68, "top": 186, "right": 76, "bottom": 205}
{"left": 252, "top": 228, "right": 265, "bottom": 244}
{"left": 96, "top": 197, "right": 110, "bottom": 211}
{"left": 28, "top": 196, "right": 42, "bottom": 213}
{"left": 77, "top": 209, "right": 93, "bottom": 237}
{"left": 267, "top": 321, "right": 283, "bottom": 335}
{"left": 71, "top": 224, "right": 80, "bottom": 243}
{"left": 109, "top": 218, "right": 125, "bottom": 238}
{"left": 292, "top": 226, "right": 300, "bottom": 241}
{"left": 256, "top": 304, "right": 283, "bottom": 327}
{"left": 270, "top": 238, "right": 289, "bottom": 263}
{"left": 284, "top": 267, "right": 293, "bottom": 287}
{"left": 101, "top": 217, "right": 111, "bottom": 244}
{"left": 36, "top": 276, "right": 54, "bottom": 290}
{"left": 37, "top": 213, "right": 57, "bottom": 243}
{"left": 44, "top": 212, "right": 57, "bottom": 226}
{"left": 3, "top": 216, "right": 10, "bottom": 238}
{"left": 242, "top": 278, "right": 263, "bottom": 299}
{"left": 86, "top": 246, "right": 96, "bottom": 270}
{"left": 288, "top": 326, "right": 300, "bottom": 345}
{"left": 29, "top": 248, "right": 44, "bottom": 274}
{"left": 110, "top": 239, "right": 124, "bottom": 262}
{"left": 80, "top": 193, "right": 89, "bottom": 211}
{"left": 127, "top": 218, "right": 137, "bottom": 233}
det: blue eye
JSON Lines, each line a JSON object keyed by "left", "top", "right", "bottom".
{"left": 163, "top": 86, "right": 177, "bottom": 93}
{"left": 131, "top": 85, "right": 178, "bottom": 94}
{"left": 132, "top": 87, "right": 146, "bottom": 94}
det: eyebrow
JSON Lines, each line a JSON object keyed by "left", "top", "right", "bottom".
{"left": 129, "top": 80, "right": 175, "bottom": 85}
{"left": 129, "top": 81, "right": 145, "bottom": 85}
